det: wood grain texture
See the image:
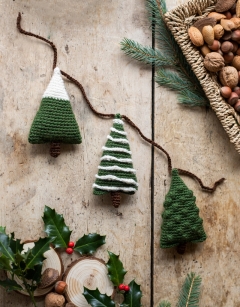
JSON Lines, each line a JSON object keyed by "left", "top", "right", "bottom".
{"left": 0, "top": 0, "right": 151, "bottom": 306}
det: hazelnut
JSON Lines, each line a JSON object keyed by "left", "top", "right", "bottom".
{"left": 55, "top": 281, "right": 67, "bottom": 294}
{"left": 223, "top": 52, "right": 234, "bottom": 63}
{"left": 208, "top": 40, "right": 221, "bottom": 51}
{"left": 224, "top": 11, "right": 232, "bottom": 19}
{"left": 232, "top": 41, "right": 238, "bottom": 53}
{"left": 220, "top": 86, "right": 232, "bottom": 98}
{"left": 219, "top": 66, "right": 239, "bottom": 88}
{"left": 203, "top": 52, "right": 225, "bottom": 72}
{"left": 233, "top": 86, "right": 240, "bottom": 97}
{"left": 232, "top": 55, "right": 240, "bottom": 70}
{"left": 228, "top": 92, "right": 239, "bottom": 105}
{"left": 231, "top": 29, "right": 240, "bottom": 41}
{"left": 234, "top": 99, "right": 240, "bottom": 112}
{"left": 221, "top": 41, "right": 233, "bottom": 53}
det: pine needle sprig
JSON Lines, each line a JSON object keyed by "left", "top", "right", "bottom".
{"left": 120, "top": 38, "right": 176, "bottom": 67}
{"left": 177, "top": 272, "right": 202, "bottom": 307}
{"left": 159, "top": 301, "right": 171, "bottom": 307}
{"left": 120, "top": 0, "right": 209, "bottom": 107}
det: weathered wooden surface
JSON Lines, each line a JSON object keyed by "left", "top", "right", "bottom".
{"left": 1, "top": 0, "right": 240, "bottom": 306}
{"left": 0, "top": 0, "right": 151, "bottom": 306}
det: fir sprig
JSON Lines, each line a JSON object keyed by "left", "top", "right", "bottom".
{"left": 158, "top": 273, "right": 202, "bottom": 307}
{"left": 120, "top": 0, "right": 209, "bottom": 107}
{"left": 177, "top": 272, "right": 202, "bottom": 307}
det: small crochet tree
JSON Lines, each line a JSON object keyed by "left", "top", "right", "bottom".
{"left": 28, "top": 67, "right": 82, "bottom": 157}
{"left": 160, "top": 169, "right": 206, "bottom": 253}
{"left": 93, "top": 114, "right": 138, "bottom": 207}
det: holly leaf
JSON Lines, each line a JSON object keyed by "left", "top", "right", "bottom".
{"left": 75, "top": 234, "right": 106, "bottom": 255}
{"left": 25, "top": 237, "right": 54, "bottom": 270}
{"left": 106, "top": 251, "right": 127, "bottom": 286}
{"left": 0, "top": 254, "right": 12, "bottom": 271}
{"left": 42, "top": 206, "right": 71, "bottom": 248}
{"left": 0, "top": 278, "right": 23, "bottom": 292}
{"left": 121, "top": 280, "right": 142, "bottom": 307}
{"left": 25, "top": 264, "right": 42, "bottom": 284}
{"left": 0, "top": 226, "right": 6, "bottom": 234}
{"left": 83, "top": 287, "right": 115, "bottom": 307}
{"left": 0, "top": 233, "right": 14, "bottom": 262}
{"left": 9, "top": 236, "right": 24, "bottom": 255}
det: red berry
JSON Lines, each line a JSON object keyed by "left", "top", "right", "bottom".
{"left": 66, "top": 247, "right": 73, "bottom": 254}
{"left": 118, "top": 284, "right": 125, "bottom": 291}
{"left": 68, "top": 241, "right": 75, "bottom": 248}
{"left": 124, "top": 285, "right": 130, "bottom": 291}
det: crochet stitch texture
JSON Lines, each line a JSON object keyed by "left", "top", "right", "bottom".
{"left": 93, "top": 114, "right": 138, "bottom": 195}
{"left": 160, "top": 169, "right": 206, "bottom": 248}
{"left": 28, "top": 67, "right": 81, "bottom": 144}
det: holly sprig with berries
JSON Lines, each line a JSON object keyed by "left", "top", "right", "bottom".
{"left": 43, "top": 206, "right": 106, "bottom": 255}
{"left": 83, "top": 251, "right": 142, "bottom": 307}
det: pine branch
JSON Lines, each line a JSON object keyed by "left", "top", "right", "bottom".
{"left": 159, "top": 301, "right": 171, "bottom": 307}
{"left": 155, "top": 68, "right": 209, "bottom": 107}
{"left": 120, "top": 38, "right": 175, "bottom": 67}
{"left": 177, "top": 273, "right": 202, "bottom": 307}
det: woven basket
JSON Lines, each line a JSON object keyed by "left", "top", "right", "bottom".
{"left": 165, "top": 0, "right": 240, "bottom": 154}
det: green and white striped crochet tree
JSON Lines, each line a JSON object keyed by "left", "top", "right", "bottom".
{"left": 28, "top": 67, "right": 82, "bottom": 157}
{"left": 93, "top": 114, "right": 138, "bottom": 207}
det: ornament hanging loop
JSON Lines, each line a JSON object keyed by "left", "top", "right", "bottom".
{"left": 16, "top": 12, "right": 58, "bottom": 70}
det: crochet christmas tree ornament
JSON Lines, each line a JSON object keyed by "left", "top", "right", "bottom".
{"left": 160, "top": 169, "right": 207, "bottom": 253}
{"left": 28, "top": 67, "right": 82, "bottom": 157}
{"left": 93, "top": 114, "right": 138, "bottom": 208}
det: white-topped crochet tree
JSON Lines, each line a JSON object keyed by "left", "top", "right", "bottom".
{"left": 93, "top": 114, "right": 138, "bottom": 207}
{"left": 28, "top": 67, "right": 81, "bottom": 157}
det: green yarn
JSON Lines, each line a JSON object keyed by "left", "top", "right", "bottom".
{"left": 28, "top": 97, "right": 82, "bottom": 144}
{"left": 93, "top": 114, "right": 138, "bottom": 195}
{"left": 160, "top": 169, "right": 207, "bottom": 249}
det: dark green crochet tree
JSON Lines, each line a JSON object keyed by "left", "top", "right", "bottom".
{"left": 28, "top": 67, "right": 81, "bottom": 157}
{"left": 93, "top": 114, "right": 138, "bottom": 208}
{"left": 160, "top": 169, "right": 206, "bottom": 252}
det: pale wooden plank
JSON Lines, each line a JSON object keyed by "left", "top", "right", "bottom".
{"left": 0, "top": 0, "right": 152, "bottom": 306}
{"left": 154, "top": 0, "right": 240, "bottom": 306}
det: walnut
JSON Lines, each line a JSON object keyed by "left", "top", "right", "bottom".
{"left": 203, "top": 52, "right": 225, "bottom": 72}
{"left": 219, "top": 66, "right": 239, "bottom": 88}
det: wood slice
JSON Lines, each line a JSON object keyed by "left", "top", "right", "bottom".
{"left": 7, "top": 242, "right": 63, "bottom": 297}
{"left": 63, "top": 256, "right": 114, "bottom": 307}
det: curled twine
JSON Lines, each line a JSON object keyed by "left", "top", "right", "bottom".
{"left": 16, "top": 12, "right": 225, "bottom": 192}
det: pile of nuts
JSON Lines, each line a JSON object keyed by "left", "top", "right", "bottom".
{"left": 188, "top": 0, "right": 240, "bottom": 112}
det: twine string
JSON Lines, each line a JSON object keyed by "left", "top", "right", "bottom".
{"left": 16, "top": 13, "right": 225, "bottom": 193}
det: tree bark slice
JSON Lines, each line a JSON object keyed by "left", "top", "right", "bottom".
{"left": 7, "top": 243, "right": 63, "bottom": 297}
{"left": 50, "top": 142, "right": 61, "bottom": 158}
{"left": 110, "top": 191, "right": 121, "bottom": 208}
{"left": 63, "top": 256, "right": 114, "bottom": 307}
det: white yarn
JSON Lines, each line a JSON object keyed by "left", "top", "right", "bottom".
{"left": 102, "top": 146, "right": 131, "bottom": 154}
{"left": 113, "top": 119, "right": 124, "bottom": 125}
{"left": 100, "top": 155, "right": 132, "bottom": 163}
{"left": 93, "top": 183, "right": 137, "bottom": 192}
{"left": 107, "top": 135, "right": 129, "bottom": 144}
{"left": 95, "top": 174, "right": 138, "bottom": 186}
{"left": 43, "top": 67, "right": 69, "bottom": 101}
{"left": 110, "top": 127, "right": 127, "bottom": 135}
{"left": 98, "top": 165, "right": 136, "bottom": 173}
